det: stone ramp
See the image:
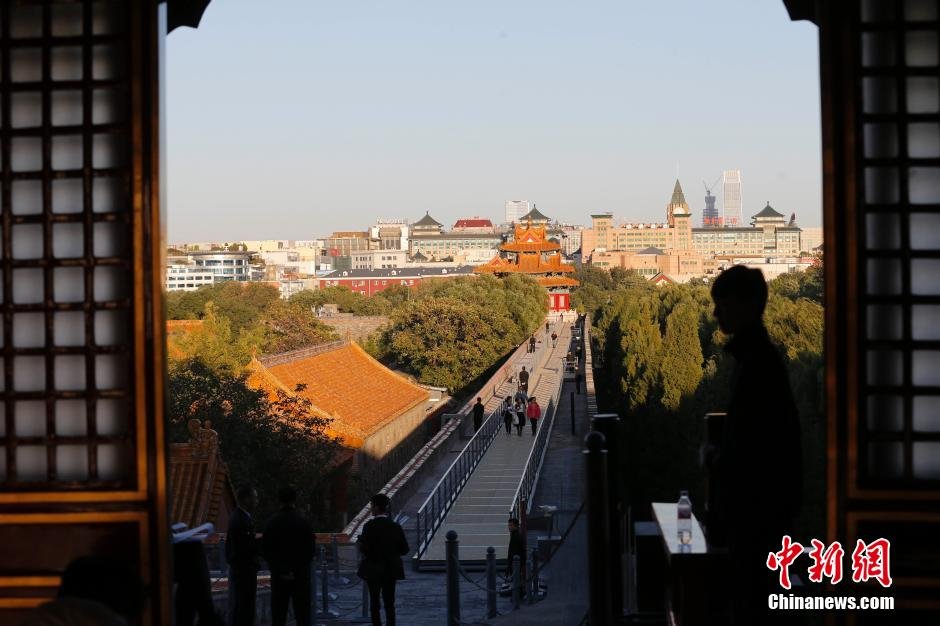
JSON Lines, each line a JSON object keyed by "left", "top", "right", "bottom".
{"left": 417, "top": 319, "right": 569, "bottom": 567}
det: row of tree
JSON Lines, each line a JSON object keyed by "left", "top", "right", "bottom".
{"left": 574, "top": 263, "right": 825, "bottom": 538}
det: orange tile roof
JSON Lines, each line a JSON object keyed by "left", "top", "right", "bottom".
{"left": 170, "top": 439, "right": 236, "bottom": 529}
{"left": 246, "top": 343, "right": 429, "bottom": 448}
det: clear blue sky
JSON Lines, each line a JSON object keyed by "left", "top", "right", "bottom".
{"left": 166, "top": 0, "right": 821, "bottom": 242}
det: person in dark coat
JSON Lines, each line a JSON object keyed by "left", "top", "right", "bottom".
{"left": 506, "top": 518, "right": 526, "bottom": 580}
{"left": 226, "top": 486, "right": 260, "bottom": 626}
{"left": 262, "top": 486, "right": 314, "bottom": 626}
{"left": 518, "top": 366, "right": 529, "bottom": 393}
{"left": 472, "top": 397, "right": 485, "bottom": 432}
{"left": 709, "top": 265, "right": 802, "bottom": 626}
{"left": 502, "top": 399, "right": 514, "bottom": 435}
{"left": 514, "top": 399, "right": 526, "bottom": 436}
{"left": 357, "top": 494, "right": 409, "bottom": 626}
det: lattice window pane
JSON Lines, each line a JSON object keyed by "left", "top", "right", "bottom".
{"left": 2, "top": 1, "right": 135, "bottom": 490}
{"left": 859, "top": 0, "right": 940, "bottom": 486}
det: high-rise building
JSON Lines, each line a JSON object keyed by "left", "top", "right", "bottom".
{"left": 702, "top": 187, "right": 721, "bottom": 227}
{"left": 722, "top": 169, "right": 743, "bottom": 227}
{"left": 504, "top": 200, "right": 530, "bottom": 224}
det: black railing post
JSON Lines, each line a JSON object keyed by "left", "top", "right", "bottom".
{"left": 529, "top": 547, "right": 540, "bottom": 604}
{"left": 486, "top": 547, "right": 497, "bottom": 619}
{"left": 570, "top": 391, "right": 576, "bottom": 435}
{"left": 512, "top": 555, "right": 522, "bottom": 610}
{"left": 360, "top": 553, "right": 369, "bottom": 620}
{"left": 592, "top": 413, "right": 624, "bottom": 618}
{"left": 319, "top": 545, "right": 329, "bottom": 617}
{"left": 585, "top": 430, "right": 612, "bottom": 625}
{"left": 445, "top": 531, "right": 461, "bottom": 626}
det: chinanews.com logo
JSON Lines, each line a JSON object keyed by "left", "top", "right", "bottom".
{"left": 765, "top": 536, "right": 895, "bottom": 611}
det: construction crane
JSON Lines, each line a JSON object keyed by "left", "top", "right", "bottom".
{"left": 703, "top": 174, "right": 722, "bottom": 195}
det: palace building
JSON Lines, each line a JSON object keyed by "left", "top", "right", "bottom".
{"left": 475, "top": 219, "right": 579, "bottom": 311}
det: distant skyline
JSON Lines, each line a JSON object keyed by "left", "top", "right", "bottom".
{"left": 166, "top": 0, "right": 822, "bottom": 241}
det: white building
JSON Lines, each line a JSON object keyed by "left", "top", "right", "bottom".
{"left": 722, "top": 170, "right": 743, "bottom": 227}
{"left": 188, "top": 251, "right": 252, "bottom": 282}
{"left": 370, "top": 221, "right": 410, "bottom": 250}
{"left": 504, "top": 200, "right": 531, "bottom": 224}
{"left": 352, "top": 249, "right": 408, "bottom": 270}
{"left": 165, "top": 265, "right": 214, "bottom": 292}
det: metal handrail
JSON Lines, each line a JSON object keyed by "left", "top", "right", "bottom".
{"left": 412, "top": 321, "right": 556, "bottom": 564}
{"left": 509, "top": 360, "right": 565, "bottom": 523}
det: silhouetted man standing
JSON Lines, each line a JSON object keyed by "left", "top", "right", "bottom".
{"left": 263, "top": 486, "right": 314, "bottom": 626}
{"left": 227, "top": 486, "right": 260, "bottom": 626}
{"left": 710, "top": 266, "right": 802, "bottom": 626}
{"left": 472, "top": 397, "right": 485, "bottom": 432}
{"left": 357, "top": 494, "right": 409, "bottom": 626}
{"left": 518, "top": 366, "right": 529, "bottom": 393}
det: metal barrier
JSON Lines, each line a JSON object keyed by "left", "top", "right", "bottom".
{"left": 509, "top": 359, "right": 565, "bottom": 524}
{"left": 412, "top": 400, "right": 505, "bottom": 563}
{"left": 411, "top": 320, "right": 557, "bottom": 564}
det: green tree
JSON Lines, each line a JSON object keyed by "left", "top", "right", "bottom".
{"left": 258, "top": 300, "right": 339, "bottom": 354}
{"left": 658, "top": 300, "right": 704, "bottom": 410}
{"left": 382, "top": 297, "right": 517, "bottom": 391}
{"left": 170, "top": 303, "right": 259, "bottom": 374}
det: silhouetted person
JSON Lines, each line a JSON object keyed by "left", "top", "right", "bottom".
{"left": 710, "top": 265, "right": 802, "bottom": 626}
{"left": 175, "top": 539, "right": 224, "bottom": 626}
{"left": 545, "top": 321, "right": 550, "bottom": 334}
{"left": 357, "top": 494, "right": 409, "bottom": 626}
{"left": 263, "top": 486, "right": 314, "bottom": 626}
{"left": 227, "top": 486, "right": 260, "bottom": 626}
{"left": 472, "top": 397, "right": 485, "bottom": 432}
{"left": 526, "top": 397, "right": 542, "bottom": 436}
{"left": 518, "top": 366, "right": 529, "bottom": 393}
{"left": 529, "top": 335, "right": 537, "bottom": 353}
{"left": 22, "top": 556, "right": 145, "bottom": 626}
{"left": 506, "top": 518, "right": 526, "bottom": 581}
{"left": 551, "top": 331, "right": 558, "bottom": 348}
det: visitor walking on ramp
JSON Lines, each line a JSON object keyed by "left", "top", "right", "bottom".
{"left": 551, "top": 331, "right": 558, "bottom": 348}
{"left": 526, "top": 397, "right": 542, "bottom": 436}
{"left": 514, "top": 400, "right": 526, "bottom": 436}
{"left": 529, "top": 335, "right": 537, "bottom": 353}
{"left": 518, "top": 366, "right": 529, "bottom": 393}
{"left": 503, "top": 401, "right": 514, "bottom": 435}
{"left": 472, "top": 397, "right": 485, "bottom": 432}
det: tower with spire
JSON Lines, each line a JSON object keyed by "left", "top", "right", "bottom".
{"left": 666, "top": 179, "right": 693, "bottom": 250}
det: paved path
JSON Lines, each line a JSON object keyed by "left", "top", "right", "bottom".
{"left": 418, "top": 316, "right": 573, "bottom": 565}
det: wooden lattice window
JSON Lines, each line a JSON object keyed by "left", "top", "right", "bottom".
{"left": 858, "top": 0, "right": 940, "bottom": 489}
{"left": 1, "top": 0, "right": 135, "bottom": 492}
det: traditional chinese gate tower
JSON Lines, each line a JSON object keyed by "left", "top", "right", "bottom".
{"left": 475, "top": 220, "right": 579, "bottom": 311}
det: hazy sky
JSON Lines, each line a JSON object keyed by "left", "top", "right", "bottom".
{"left": 166, "top": 0, "right": 822, "bottom": 242}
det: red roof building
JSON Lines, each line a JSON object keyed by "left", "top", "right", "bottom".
{"left": 452, "top": 217, "right": 495, "bottom": 232}
{"left": 169, "top": 421, "right": 236, "bottom": 531}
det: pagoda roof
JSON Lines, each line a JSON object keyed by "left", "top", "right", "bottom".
{"left": 501, "top": 222, "right": 561, "bottom": 253}
{"left": 413, "top": 211, "right": 442, "bottom": 227}
{"left": 519, "top": 207, "right": 551, "bottom": 222}
{"left": 753, "top": 203, "right": 784, "bottom": 219}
